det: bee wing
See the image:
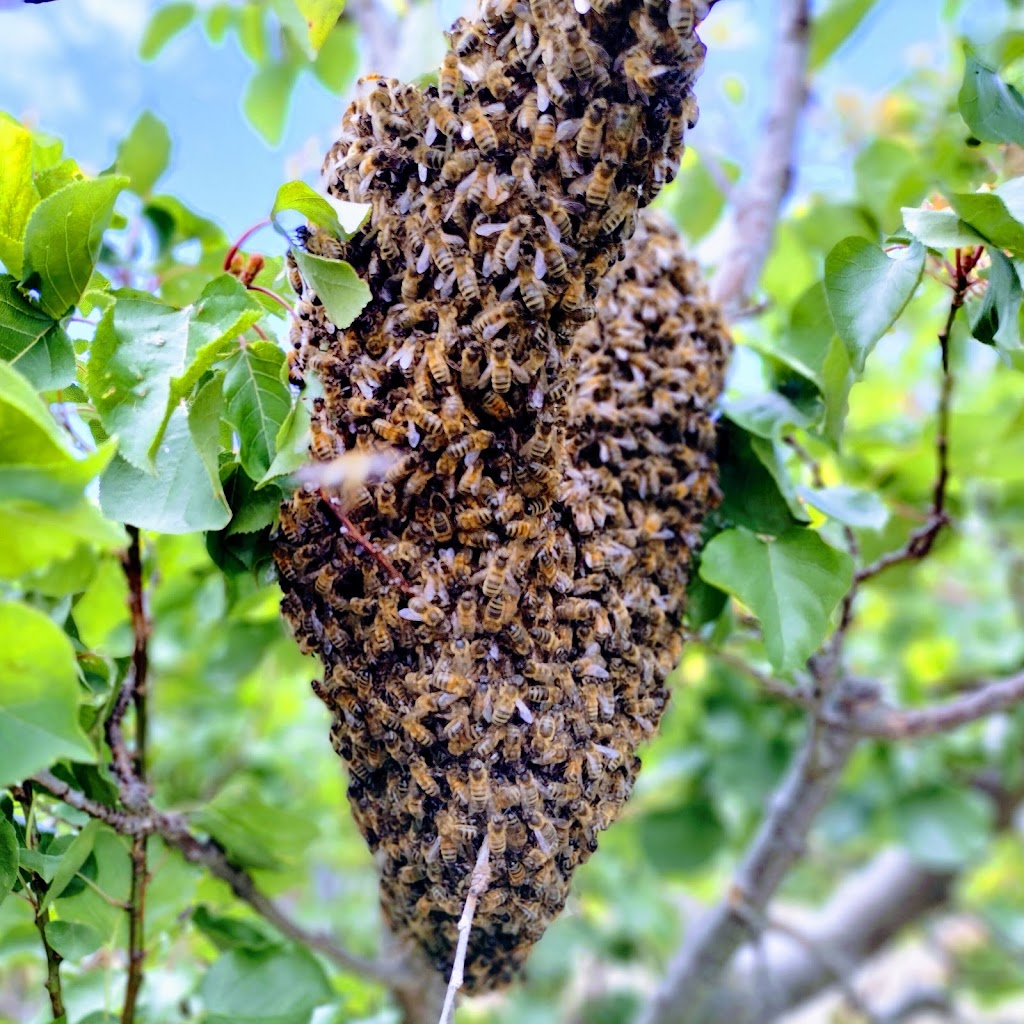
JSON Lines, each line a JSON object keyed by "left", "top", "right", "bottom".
{"left": 555, "top": 118, "right": 582, "bottom": 142}
{"left": 475, "top": 221, "right": 509, "bottom": 236}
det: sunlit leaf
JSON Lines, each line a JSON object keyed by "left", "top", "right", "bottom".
{"left": 809, "top": 0, "right": 882, "bottom": 71}
{"left": 699, "top": 528, "right": 854, "bottom": 671}
{"left": 115, "top": 111, "right": 172, "bottom": 197}
{"left": 257, "top": 395, "right": 310, "bottom": 488}
{"left": 824, "top": 237, "right": 925, "bottom": 372}
{"left": 0, "top": 817, "right": 17, "bottom": 907}
{"left": 290, "top": 248, "right": 370, "bottom": 328}
{"left": 21, "top": 176, "right": 128, "bottom": 318}
{"left": 295, "top": 0, "right": 347, "bottom": 50}
{"left": 140, "top": 2, "right": 197, "bottom": 60}
{"left": 0, "top": 118, "right": 39, "bottom": 277}
{"left": 243, "top": 61, "right": 300, "bottom": 146}
{"left": 797, "top": 485, "right": 889, "bottom": 529}
{"left": 272, "top": 181, "right": 369, "bottom": 241}
{"left": 237, "top": 3, "right": 267, "bottom": 64}
{"left": 312, "top": 20, "right": 359, "bottom": 94}
{"left": 0, "top": 601, "right": 95, "bottom": 786}
{"left": 902, "top": 206, "right": 985, "bottom": 249}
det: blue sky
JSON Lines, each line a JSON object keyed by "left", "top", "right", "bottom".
{"left": 0, "top": 0, "right": 1004, "bottom": 243}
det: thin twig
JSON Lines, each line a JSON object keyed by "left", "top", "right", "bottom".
{"left": 115, "top": 526, "right": 151, "bottom": 1024}
{"left": 224, "top": 219, "right": 272, "bottom": 272}
{"left": 709, "top": 0, "right": 810, "bottom": 315}
{"left": 27, "top": 773, "right": 399, "bottom": 986}
{"left": 437, "top": 839, "right": 491, "bottom": 1024}
{"left": 248, "top": 284, "right": 295, "bottom": 314}
{"left": 319, "top": 489, "right": 414, "bottom": 595}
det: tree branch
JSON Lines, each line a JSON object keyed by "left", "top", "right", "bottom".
{"left": 844, "top": 669, "right": 1024, "bottom": 740}
{"left": 636, "top": 679, "right": 863, "bottom": 1024}
{"left": 709, "top": 0, "right": 811, "bottom": 315}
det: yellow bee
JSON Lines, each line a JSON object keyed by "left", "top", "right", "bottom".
{"left": 468, "top": 758, "right": 490, "bottom": 814}
{"left": 459, "top": 341, "right": 486, "bottom": 390}
{"left": 493, "top": 214, "right": 531, "bottom": 272}
{"left": 440, "top": 149, "right": 475, "bottom": 185}
{"left": 491, "top": 683, "right": 517, "bottom": 726}
{"left": 600, "top": 183, "right": 639, "bottom": 237}
{"left": 456, "top": 256, "right": 480, "bottom": 301}
{"left": 461, "top": 101, "right": 500, "bottom": 155}
{"left": 439, "top": 53, "right": 461, "bottom": 100}
{"left": 453, "top": 591, "right": 478, "bottom": 637}
{"left": 518, "top": 265, "right": 547, "bottom": 315}
{"left": 482, "top": 391, "right": 514, "bottom": 420}
{"left": 585, "top": 158, "right": 618, "bottom": 208}
{"left": 473, "top": 300, "right": 520, "bottom": 341}
{"left": 621, "top": 45, "right": 669, "bottom": 99}
{"left": 482, "top": 338, "right": 531, "bottom": 393}
{"left": 530, "top": 114, "right": 556, "bottom": 163}
{"left": 484, "top": 61, "right": 514, "bottom": 101}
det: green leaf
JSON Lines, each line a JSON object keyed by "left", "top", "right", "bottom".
{"left": 73, "top": 559, "right": 133, "bottom": 657}
{"left": 655, "top": 148, "right": 738, "bottom": 243}
{"left": 140, "top": 2, "right": 197, "bottom": 60}
{"left": 897, "top": 788, "right": 993, "bottom": 869}
{"left": 272, "top": 181, "right": 368, "bottom": 240}
{"left": 290, "top": 248, "right": 370, "bottom": 329}
{"left": 958, "top": 52, "right": 1024, "bottom": 147}
{"left": 21, "top": 176, "right": 128, "bottom": 319}
{"left": 237, "top": 3, "right": 267, "bottom": 63}
{"left": 175, "top": 274, "right": 263, "bottom": 399}
{"left": 204, "top": 3, "right": 235, "bottom": 42}
{"left": 902, "top": 207, "right": 985, "bottom": 250}
{"left": 824, "top": 237, "right": 925, "bottom": 372}
{"left": 722, "top": 393, "right": 811, "bottom": 441}
{"left": 0, "top": 601, "right": 95, "bottom": 786}
{"left": 99, "top": 402, "right": 231, "bottom": 533}
{"left": 0, "top": 275, "right": 75, "bottom": 389}
{"left": 312, "top": 20, "right": 359, "bottom": 94}
{"left": 44, "top": 920, "right": 104, "bottom": 961}
{"left": 243, "top": 61, "right": 300, "bottom": 146}
{"left": 295, "top": 0, "right": 346, "bottom": 50}
{"left": 949, "top": 189, "right": 1024, "bottom": 256}
{"left": 0, "top": 119, "right": 40, "bottom": 277}
{"left": 224, "top": 466, "right": 282, "bottom": 536}
{"left": 0, "top": 501, "right": 126, "bottom": 580}
{"left": 115, "top": 112, "right": 172, "bottom": 197}
{"left": 809, "top": 0, "right": 881, "bottom": 71}
{"left": 41, "top": 820, "right": 100, "bottom": 911}
{"left": 637, "top": 802, "right": 726, "bottom": 875}
{"left": 699, "top": 528, "right": 854, "bottom": 672}
{"left": 0, "top": 816, "right": 17, "bottom": 907}
{"left": 201, "top": 945, "right": 333, "bottom": 1024}
{"left": 797, "top": 485, "right": 889, "bottom": 529}
{"left": 257, "top": 395, "right": 310, "bottom": 488}
{"left": 192, "top": 905, "right": 278, "bottom": 952}
{"left": 192, "top": 778, "right": 319, "bottom": 872}
{"left": 87, "top": 296, "right": 191, "bottom": 471}
{"left": 717, "top": 421, "right": 801, "bottom": 536}
{"left": 224, "top": 342, "right": 292, "bottom": 481}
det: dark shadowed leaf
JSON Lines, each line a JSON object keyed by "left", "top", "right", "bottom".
{"left": 44, "top": 920, "right": 105, "bottom": 961}
{"left": 637, "top": 802, "right": 726, "bottom": 875}
{"left": 970, "top": 248, "right": 1021, "bottom": 351}
{"left": 0, "top": 816, "right": 17, "bottom": 906}
{"left": 902, "top": 206, "right": 985, "bottom": 249}
{"left": 192, "top": 906, "right": 278, "bottom": 952}
{"left": 0, "top": 275, "right": 74, "bottom": 389}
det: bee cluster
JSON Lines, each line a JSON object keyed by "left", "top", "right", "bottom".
{"left": 275, "top": 0, "right": 725, "bottom": 992}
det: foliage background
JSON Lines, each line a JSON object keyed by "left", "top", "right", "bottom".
{"left": 2, "top": 0, "right": 1024, "bottom": 1023}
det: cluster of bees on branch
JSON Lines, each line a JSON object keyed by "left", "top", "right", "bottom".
{"left": 274, "top": 0, "right": 726, "bottom": 993}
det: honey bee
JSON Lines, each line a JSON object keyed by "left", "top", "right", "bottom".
{"left": 440, "top": 150, "right": 476, "bottom": 186}
{"left": 439, "top": 54, "right": 462, "bottom": 100}
{"left": 459, "top": 341, "right": 486, "bottom": 390}
{"left": 585, "top": 158, "right": 618, "bottom": 208}
{"left": 530, "top": 114, "right": 556, "bottom": 163}
{"left": 518, "top": 771, "right": 541, "bottom": 815}
{"left": 484, "top": 62, "right": 514, "bottom": 101}
{"left": 482, "top": 339, "right": 531, "bottom": 393}
{"left": 507, "top": 858, "right": 526, "bottom": 886}
{"left": 453, "top": 591, "right": 478, "bottom": 637}
{"left": 451, "top": 20, "right": 484, "bottom": 56}
{"left": 479, "top": 888, "right": 509, "bottom": 914}
{"left": 491, "top": 683, "right": 517, "bottom": 725}
{"left": 482, "top": 591, "right": 510, "bottom": 632}
{"left": 423, "top": 227, "right": 456, "bottom": 276}
{"left": 600, "top": 183, "right": 639, "bottom": 237}
{"left": 439, "top": 390, "right": 475, "bottom": 436}
{"left": 516, "top": 91, "right": 539, "bottom": 134}
{"left": 518, "top": 265, "right": 547, "bottom": 314}
{"left": 311, "top": 426, "right": 337, "bottom": 461}
{"left": 483, "top": 387, "right": 514, "bottom": 421}
{"left": 492, "top": 215, "right": 531, "bottom": 272}
{"left": 520, "top": 419, "right": 555, "bottom": 462}
{"left": 461, "top": 101, "right": 500, "bottom": 155}
{"left": 409, "top": 754, "right": 440, "bottom": 796}
{"left": 667, "top": 0, "right": 697, "bottom": 38}
{"left": 621, "top": 46, "right": 669, "bottom": 99}
{"left": 468, "top": 758, "right": 490, "bottom": 814}
{"left": 473, "top": 301, "right": 519, "bottom": 341}
{"left": 456, "top": 256, "right": 480, "bottom": 301}
{"left": 429, "top": 493, "right": 454, "bottom": 543}
{"left": 457, "top": 506, "right": 494, "bottom": 531}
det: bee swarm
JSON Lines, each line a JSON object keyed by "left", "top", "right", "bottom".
{"left": 274, "top": 0, "right": 728, "bottom": 993}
